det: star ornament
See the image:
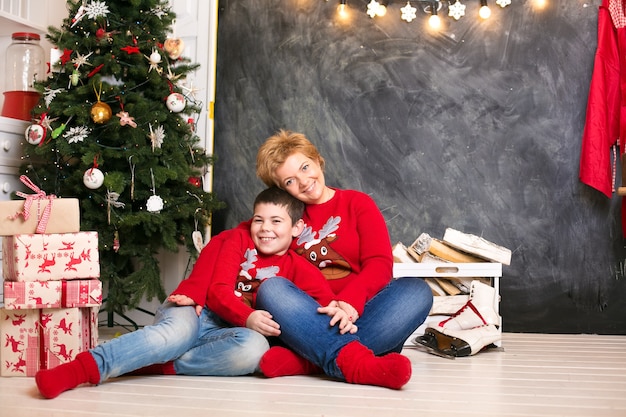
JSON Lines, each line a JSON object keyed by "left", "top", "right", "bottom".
{"left": 60, "top": 49, "right": 73, "bottom": 65}
{"left": 116, "top": 111, "right": 137, "bottom": 128}
{"left": 72, "top": 51, "right": 93, "bottom": 69}
{"left": 148, "top": 123, "right": 165, "bottom": 150}
{"left": 448, "top": 0, "right": 466, "bottom": 20}
{"left": 401, "top": 1, "right": 417, "bottom": 22}
{"left": 121, "top": 45, "right": 141, "bottom": 55}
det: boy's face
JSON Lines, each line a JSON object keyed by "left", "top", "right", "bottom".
{"left": 251, "top": 202, "right": 304, "bottom": 256}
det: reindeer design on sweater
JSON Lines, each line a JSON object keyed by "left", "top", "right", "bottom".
{"left": 296, "top": 216, "right": 351, "bottom": 280}
{"left": 233, "top": 249, "right": 280, "bottom": 307}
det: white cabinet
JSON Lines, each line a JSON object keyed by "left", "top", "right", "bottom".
{"left": 0, "top": 0, "right": 65, "bottom": 306}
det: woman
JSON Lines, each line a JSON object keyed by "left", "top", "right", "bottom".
{"left": 254, "top": 129, "right": 433, "bottom": 390}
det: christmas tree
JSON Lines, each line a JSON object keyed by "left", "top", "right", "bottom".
{"left": 20, "top": 0, "right": 223, "bottom": 315}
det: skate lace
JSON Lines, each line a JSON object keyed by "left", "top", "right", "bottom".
{"left": 437, "top": 300, "right": 487, "bottom": 328}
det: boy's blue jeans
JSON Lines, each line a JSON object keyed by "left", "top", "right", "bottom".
{"left": 255, "top": 277, "right": 433, "bottom": 379}
{"left": 90, "top": 301, "right": 269, "bottom": 382}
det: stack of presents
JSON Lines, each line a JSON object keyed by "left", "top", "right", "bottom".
{"left": 0, "top": 176, "right": 100, "bottom": 377}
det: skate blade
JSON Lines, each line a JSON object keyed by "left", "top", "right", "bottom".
{"left": 410, "top": 333, "right": 456, "bottom": 359}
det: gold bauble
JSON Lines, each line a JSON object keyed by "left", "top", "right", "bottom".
{"left": 91, "top": 101, "right": 112, "bottom": 124}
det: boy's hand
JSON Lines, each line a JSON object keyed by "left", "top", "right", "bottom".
{"left": 246, "top": 310, "right": 281, "bottom": 337}
{"left": 167, "top": 294, "right": 203, "bottom": 316}
{"left": 317, "top": 302, "right": 358, "bottom": 335}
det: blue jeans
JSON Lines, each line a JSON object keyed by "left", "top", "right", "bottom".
{"left": 90, "top": 301, "right": 269, "bottom": 382}
{"left": 255, "top": 277, "right": 433, "bottom": 380}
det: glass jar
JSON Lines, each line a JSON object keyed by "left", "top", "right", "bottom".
{"left": 1, "top": 32, "right": 46, "bottom": 121}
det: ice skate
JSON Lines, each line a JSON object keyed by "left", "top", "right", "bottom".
{"left": 436, "top": 280, "right": 500, "bottom": 331}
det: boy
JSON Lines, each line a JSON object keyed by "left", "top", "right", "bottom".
{"left": 35, "top": 187, "right": 353, "bottom": 399}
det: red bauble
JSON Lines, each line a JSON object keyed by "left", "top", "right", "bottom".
{"left": 188, "top": 177, "right": 202, "bottom": 187}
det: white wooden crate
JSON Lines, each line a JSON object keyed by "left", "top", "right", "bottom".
{"left": 393, "top": 262, "right": 503, "bottom": 347}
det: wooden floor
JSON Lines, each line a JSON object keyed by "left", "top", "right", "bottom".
{"left": 1, "top": 332, "right": 625, "bottom": 417}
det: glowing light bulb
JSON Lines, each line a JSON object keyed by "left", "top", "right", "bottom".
{"left": 429, "top": 13, "right": 441, "bottom": 29}
{"left": 479, "top": 5, "right": 491, "bottom": 18}
{"left": 337, "top": 1, "right": 348, "bottom": 18}
{"left": 377, "top": 4, "right": 387, "bottom": 16}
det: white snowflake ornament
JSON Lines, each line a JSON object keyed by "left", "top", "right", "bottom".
{"left": 64, "top": 126, "right": 91, "bottom": 144}
{"left": 85, "top": 1, "right": 110, "bottom": 19}
{"left": 448, "top": 0, "right": 466, "bottom": 20}
{"left": 401, "top": 2, "right": 417, "bottom": 22}
{"left": 367, "top": 0, "right": 381, "bottom": 18}
{"left": 496, "top": 0, "right": 511, "bottom": 7}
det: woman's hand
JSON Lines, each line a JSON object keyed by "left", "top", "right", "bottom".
{"left": 317, "top": 301, "right": 358, "bottom": 335}
{"left": 336, "top": 301, "right": 359, "bottom": 323}
{"left": 246, "top": 310, "right": 281, "bottom": 337}
{"left": 167, "top": 294, "right": 203, "bottom": 316}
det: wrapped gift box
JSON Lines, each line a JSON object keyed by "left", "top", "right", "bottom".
{"left": 3, "top": 232, "right": 100, "bottom": 281}
{"left": 0, "top": 198, "right": 80, "bottom": 236}
{"left": 3, "top": 280, "right": 102, "bottom": 309}
{"left": 0, "top": 307, "right": 98, "bottom": 377}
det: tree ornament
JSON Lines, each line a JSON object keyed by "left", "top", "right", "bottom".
{"left": 146, "top": 194, "right": 164, "bottom": 212}
{"left": 91, "top": 101, "right": 112, "bottom": 123}
{"left": 91, "top": 83, "right": 112, "bottom": 123}
{"left": 166, "top": 92, "right": 186, "bottom": 112}
{"left": 147, "top": 49, "right": 163, "bottom": 74}
{"left": 192, "top": 210, "right": 206, "bottom": 253}
{"left": 25, "top": 124, "right": 45, "bottom": 145}
{"left": 164, "top": 37, "right": 185, "bottom": 60}
{"left": 113, "top": 230, "right": 120, "bottom": 252}
{"left": 51, "top": 116, "right": 73, "bottom": 139}
{"left": 83, "top": 167, "right": 104, "bottom": 189}
{"left": 146, "top": 168, "right": 164, "bottom": 213}
{"left": 188, "top": 176, "right": 202, "bottom": 187}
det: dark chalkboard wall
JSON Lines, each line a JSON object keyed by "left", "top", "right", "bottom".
{"left": 212, "top": 0, "right": 626, "bottom": 334}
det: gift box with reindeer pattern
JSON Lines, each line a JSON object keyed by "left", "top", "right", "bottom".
{"left": 0, "top": 307, "right": 98, "bottom": 377}
{"left": 3, "top": 280, "right": 102, "bottom": 309}
{"left": 2, "top": 232, "right": 99, "bottom": 281}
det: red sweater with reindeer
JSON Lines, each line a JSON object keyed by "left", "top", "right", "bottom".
{"left": 170, "top": 227, "right": 336, "bottom": 327}
{"left": 292, "top": 188, "right": 393, "bottom": 316}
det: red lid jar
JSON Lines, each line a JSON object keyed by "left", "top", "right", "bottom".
{"left": 1, "top": 32, "right": 46, "bottom": 120}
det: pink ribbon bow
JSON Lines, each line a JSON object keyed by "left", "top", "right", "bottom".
{"left": 10, "top": 175, "right": 57, "bottom": 233}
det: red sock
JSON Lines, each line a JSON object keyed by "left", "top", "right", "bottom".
{"left": 35, "top": 351, "right": 100, "bottom": 399}
{"left": 260, "top": 346, "right": 322, "bottom": 377}
{"left": 336, "top": 341, "right": 412, "bottom": 390}
{"left": 123, "top": 361, "right": 176, "bottom": 376}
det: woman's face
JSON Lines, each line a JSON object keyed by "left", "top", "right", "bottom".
{"left": 274, "top": 152, "right": 327, "bottom": 205}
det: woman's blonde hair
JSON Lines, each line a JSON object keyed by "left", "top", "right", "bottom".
{"left": 256, "top": 129, "right": 325, "bottom": 187}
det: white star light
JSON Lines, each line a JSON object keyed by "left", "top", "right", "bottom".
{"left": 401, "top": 1, "right": 417, "bottom": 22}
{"left": 367, "top": 0, "right": 380, "bottom": 18}
{"left": 448, "top": 0, "right": 466, "bottom": 20}
{"left": 63, "top": 126, "right": 91, "bottom": 144}
{"left": 496, "top": 0, "right": 511, "bottom": 7}
{"left": 84, "top": 1, "right": 110, "bottom": 19}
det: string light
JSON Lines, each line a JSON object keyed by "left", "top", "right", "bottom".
{"left": 341, "top": 0, "right": 513, "bottom": 27}
{"left": 479, "top": 0, "right": 492, "bottom": 19}
{"left": 337, "top": 0, "right": 349, "bottom": 18}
